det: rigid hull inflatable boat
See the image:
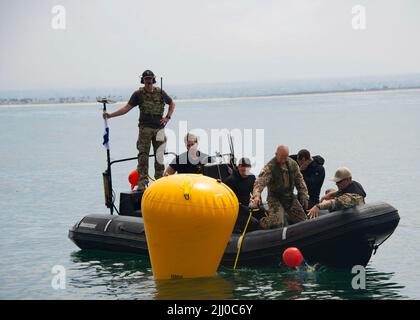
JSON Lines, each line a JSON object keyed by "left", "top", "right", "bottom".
{"left": 69, "top": 201, "right": 399, "bottom": 268}
{"left": 69, "top": 128, "right": 399, "bottom": 269}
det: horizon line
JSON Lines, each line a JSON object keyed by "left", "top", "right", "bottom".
{"left": 2, "top": 87, "right": 420, "bottom": 108}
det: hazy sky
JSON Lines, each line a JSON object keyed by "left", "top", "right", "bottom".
{"left": 1, "top": 0, "right": 419, "bottom": 91}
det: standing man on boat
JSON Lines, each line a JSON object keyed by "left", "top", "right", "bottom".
{"left": 308, "top": 167, "right": 366, "bottom": 219}
{"left": 103, "top": 70, "right": 175, "bottom": 191}
{"left": 252, "top": 144, "right": 309, "bottom": 229}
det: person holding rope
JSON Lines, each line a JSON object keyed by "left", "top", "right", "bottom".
{"left": 252, "top": 144, "right": 309, "bottom": 229}
{"left": 223, "top": 157, "right": 265, "bottom": 233}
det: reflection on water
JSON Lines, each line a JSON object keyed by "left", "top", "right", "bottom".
{"left": 69, "top": 250, "right": 406, "bottom": 300}
{"left": 155, "top": 277, "right": 234, "bottom": 300}
{"left": 70, "top": 250, "right": 235, "bottom": 299}
{"left": 69, "top": 250, "right": 156, "bottom": 299}
{"left": 219, "top": 265, "right": 406, "bottom": 300}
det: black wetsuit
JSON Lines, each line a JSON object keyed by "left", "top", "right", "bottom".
{"left": 291, "top": 155, "right": 325, "bottom": 209}
{"left": 223, "top": 170, "right": 263, "bottom": 233}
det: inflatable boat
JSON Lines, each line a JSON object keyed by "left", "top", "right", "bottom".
{"left": 69, "top": 198, "right": 399, "bottom": 268}
{"left": 68, "top": 131, "right": 399, "bottom": 268}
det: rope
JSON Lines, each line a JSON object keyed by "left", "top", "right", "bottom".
{"left": 111, "top": 189, "right": 120, "bottom": 215}
{"left": 233, "top": 207, "right": 260, "bottom": 270}
{"left": 373, "top": 233, "right": 393, "bottom": 255}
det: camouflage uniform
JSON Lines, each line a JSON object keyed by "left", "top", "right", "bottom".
{"left": 129, "top": 87, "right": 172, "bottom": 189}
{"left": 318, "top": 193, "right": 365, "bottom": 211}
{"left": 253, "top": 157, "right": 309, "bottom": 229}
{"left": 137, "top": 126, "right": 166, "bottom": 188}
{"left": 333, "top": 193, "right": 365, "bottom": 210}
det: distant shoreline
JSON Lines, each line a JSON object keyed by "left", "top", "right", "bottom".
{"left": 1, "top": 86, "right": 420, "bottom": 108}
{"left": 175, "top": 86, "right": 420, "bottom": 103}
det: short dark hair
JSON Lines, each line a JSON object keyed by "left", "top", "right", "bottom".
{"left": 297, "top": 149, "right": 311, "bottom": 161}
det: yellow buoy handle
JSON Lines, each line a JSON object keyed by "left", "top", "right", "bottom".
{"left": 251, "top": 205, "right": 268, "bottom": 217}
{"left": 183, "top": 181, "right": 191, "bottom": 200}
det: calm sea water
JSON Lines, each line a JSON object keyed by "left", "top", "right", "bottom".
{"left": 1, "top": 89, "right": 419, "bottom": 299}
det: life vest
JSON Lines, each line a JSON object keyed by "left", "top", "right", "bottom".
{"left": 138, "top": 87, "right": 164, "bottom": 116}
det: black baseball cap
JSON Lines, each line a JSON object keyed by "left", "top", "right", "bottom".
{"left": 238, "top": 157, "right": 252, "bottom": 167}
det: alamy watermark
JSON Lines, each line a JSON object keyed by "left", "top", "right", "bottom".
{"left": 51, "top": 5, "right": 66, "bottom": 30}
{"left": 51, "top": 265, "right": 66, "bottom": 290}
{"left": 153, "top": 120, "right": 265, "bottom": 169}
{"left": 352, "top": 5, "right": 366, "bottom": 30}
{"left": 351, "top": 265, "right": 366, "bottom": 290}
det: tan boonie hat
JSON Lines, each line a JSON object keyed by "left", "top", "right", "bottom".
{"left": 330, "top": 167, "right": 352, "bottom": 182}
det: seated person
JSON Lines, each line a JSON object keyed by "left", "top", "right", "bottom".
{"left": 308, "top": 167, "right": 366, "bottom": 219}
{"left": 164, "top": 133, "right": 213, "bottom": 175}
{"left": 223, "top": 157, "right": 262, "bottom": 233}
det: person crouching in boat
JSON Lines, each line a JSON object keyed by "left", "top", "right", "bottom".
{"left": 307, "top": 167, "right": 366, "bottom": 219}
{"left": 252, "top": 144, "right": 309, "bottom": 229}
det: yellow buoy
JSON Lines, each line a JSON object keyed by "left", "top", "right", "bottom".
{"left": 142, "top": 174, "right": 238, "bottom": 280}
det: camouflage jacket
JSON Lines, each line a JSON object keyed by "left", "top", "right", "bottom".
{"left": 253, "top": 157, "right": 308, "bottom": 206}
{"left": 319, "top": 181, "right": 366, "bottom": 211}
{"left": 319, "top": 193, "right": 365, "bottom": 211}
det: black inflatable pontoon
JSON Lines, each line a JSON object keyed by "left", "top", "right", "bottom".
{"left": 69, "top": 201, "right": 399, "bottom": 268}
{"left": 69, "top": 133, "right": 399, "bottom": 268}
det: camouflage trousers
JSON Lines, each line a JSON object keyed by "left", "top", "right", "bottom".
{"left": 259, "top": 197, "right": 307, "bottom": 229}
{"left": 137, "top": 126, "right": 166, "bottom": 189}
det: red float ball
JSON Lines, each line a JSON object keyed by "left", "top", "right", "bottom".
{"left": 282, "top": 247, "right": 304, "bottom": 267}
{"left": 128, "top": 169, "right": 139, "bottom": 190}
